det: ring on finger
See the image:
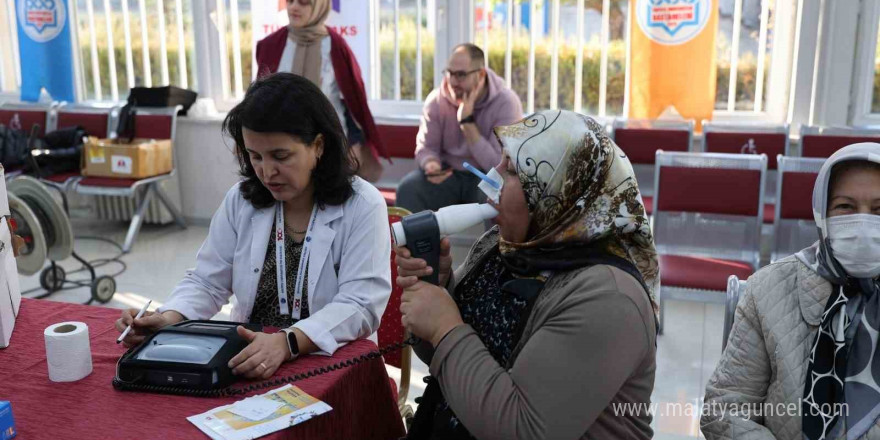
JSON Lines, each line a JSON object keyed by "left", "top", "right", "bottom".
{"left": 259, "top": 362, "right": 268, "bottom": 370}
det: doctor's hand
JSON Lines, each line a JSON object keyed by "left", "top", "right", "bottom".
{"left": 394, "top": 238, "right": 453, "bottom": 288}
{"left": 114, "top": 309, "right": 184, "bottom": 348}
{"left": 228, "top": 326, "right": 289, "bottom": 380}
{"left": 398, "top": 276, "right": 463, "bottom": 347}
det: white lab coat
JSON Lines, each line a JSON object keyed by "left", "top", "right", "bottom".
{"left": 158, "top": 177, "right": 392, "bottom": 355}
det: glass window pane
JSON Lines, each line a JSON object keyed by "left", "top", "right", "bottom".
{"left": 715, "top": 0, "right": 774, "bottom": 112}
{"left": 605, "top": 0, "right": 627, "bottom": 117}
{"left": 872, "top": 12, "right": 880, "bottom": 113}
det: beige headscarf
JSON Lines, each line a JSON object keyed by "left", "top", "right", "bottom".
{"left": 493, "top": 110, "right": 660, "bottom": 320}
{"left": 288, "top": 0, "right": 330, "bottom": 86}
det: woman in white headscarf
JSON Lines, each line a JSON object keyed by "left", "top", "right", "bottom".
{"left": 702, "top": 143, "right": 880, "bottom": 440}
{"left": 255, "top": 0, "right": 387, "bottom": 182}
{"left": 395, "top": 110, "right": 659, "bottom": 439}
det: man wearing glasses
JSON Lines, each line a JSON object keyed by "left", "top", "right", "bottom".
{"left": 395, "top": 43, "right": 523, "bottom": 213}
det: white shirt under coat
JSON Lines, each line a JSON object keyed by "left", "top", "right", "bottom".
{"left": 158, "top": 177, "right": 392, "bottom": 355}
{"left": 278, "top": 36, "right": 348, "bottom": 137}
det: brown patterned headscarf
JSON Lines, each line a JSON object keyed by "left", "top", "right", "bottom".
{"left": 287, "top": 0, "right": 330, "bottom": 86}
{"left": 493, "top": 109, "right": 660, "bottom": 319}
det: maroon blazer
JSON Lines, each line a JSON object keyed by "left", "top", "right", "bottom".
{"left": 255, "top": 27, "right": 388, "bottom": 160}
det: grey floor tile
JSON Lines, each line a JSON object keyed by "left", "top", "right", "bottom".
{"left": 652, "top": 300, "right": 708, "bottom": 439}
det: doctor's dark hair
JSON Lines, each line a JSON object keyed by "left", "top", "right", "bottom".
{"left": 223, "top": 72, "right": 357, "bottom": 209}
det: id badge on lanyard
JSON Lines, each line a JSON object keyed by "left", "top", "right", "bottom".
{"left": 275, "top": 201, "right": 317, "bottom": 318}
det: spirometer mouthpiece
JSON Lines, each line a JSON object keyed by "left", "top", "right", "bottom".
{"left": 391, "top": 203, "right": 498, "bottom": 247}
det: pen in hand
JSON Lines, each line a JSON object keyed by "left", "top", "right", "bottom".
{"left": 117, "top": 300, "right": 152, "bottom": 344}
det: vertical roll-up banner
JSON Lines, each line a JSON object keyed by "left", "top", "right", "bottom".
{"left": 628, "top": 0, "right": 718, "bottom": 129}
{"left": 15, "top": 0, "right": 76, "bottom": 102}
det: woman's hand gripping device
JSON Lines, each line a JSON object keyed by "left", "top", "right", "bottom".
{"left": 390, "top": 202, "right": 499, "bottom": 285}
{"left": 390, "top": 163, "right": 503, "bottom": 285}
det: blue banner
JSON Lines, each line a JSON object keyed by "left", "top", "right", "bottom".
{"left": 15, "top": 0, "right": 75, "bottom": 102}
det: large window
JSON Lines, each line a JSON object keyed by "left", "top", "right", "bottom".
{"left": 715, "top": 0, "right": 775, "bottom": 112}
{"left": 378, "top": 0, "right": 436, "bottom": 101}
{"left": 462, "top": 0, "right": 778, "bottom": 117}
{"left": 872, "top": 15, "right": 880, "bottom": 114}
{"left": 0, "top": 0, "right": 790, "bottom": 121}
{"left": 850, "top": 0, "right": 880, "bottom": 126}
{"left": 73, "top": 0, "right": 197, "bottom": 102}
{"left": 470, "top": 0, "right": 628, "bottom": 116}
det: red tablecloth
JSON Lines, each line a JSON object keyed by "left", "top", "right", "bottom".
{"left": 0, "top": 298, "right": 405, "bottom": 440}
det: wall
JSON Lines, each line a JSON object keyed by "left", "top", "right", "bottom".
{"left": 174, "top": 117, "right": 241, "bottom": 223}
{"left": 173, "top": 115, "right": 421, "bottom": 223}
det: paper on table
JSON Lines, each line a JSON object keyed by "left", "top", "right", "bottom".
{"left": 187, "top": 384, "right": 332, "bottom": 440}
{"left": 228, "top": 396, "right": 285, "bottom": 421}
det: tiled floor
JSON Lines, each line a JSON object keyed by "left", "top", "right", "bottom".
{"left": 16, "top": 218, "right": 723, "bottom": 439}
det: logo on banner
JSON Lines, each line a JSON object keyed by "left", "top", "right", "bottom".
{"left": 636, "top": 0, "right": 711, "bottom": 45}
{"left": 17, "top": 0, "right": 67, "bottom": 43}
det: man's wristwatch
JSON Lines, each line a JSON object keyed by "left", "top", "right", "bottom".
{"left": 282, "top": 328, "right": 300, "bottom": 361}
{"left": 459, "top": 114, "right": 476, "bottom": 125}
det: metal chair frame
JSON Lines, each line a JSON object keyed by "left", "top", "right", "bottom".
{"left": 771, "top": 155, "right": 825, "bottom": 262}
{"left": 652, "top": 151, "right": 767, "bottom": 333}
{"left": 71, "top": 106, "right": 185, "bottom": 253}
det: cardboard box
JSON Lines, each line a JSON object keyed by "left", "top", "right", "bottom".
{"left": 0, "top": 401, "right": 15, "bottom": 439}
{"left": 0, "top": 217, "right": 20, "bottom": 349}
{"left": 82, "top": 137, "right": 173, "bottom": 179}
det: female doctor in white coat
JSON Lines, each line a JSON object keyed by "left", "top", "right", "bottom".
{"left": 114, "top": 73, "right": 392, "bottom": 380}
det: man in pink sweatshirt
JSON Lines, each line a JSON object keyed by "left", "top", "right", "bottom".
{"left": 395, "top": 44, "right": 524, "bottom": 213}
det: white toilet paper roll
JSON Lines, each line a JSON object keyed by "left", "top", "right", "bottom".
{"left": 44, "top": 321, "right": 93, "bottom": 382}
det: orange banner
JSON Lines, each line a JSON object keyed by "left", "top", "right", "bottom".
{"left": 628, "top": 0, "right": 718, "bottom": 129}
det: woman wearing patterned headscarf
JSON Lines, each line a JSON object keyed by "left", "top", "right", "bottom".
{"left": 255, "top": 0, "right": 387, "bottom": 182}
{"left": 702, "top": 143, "right": 880, "bottom": 440}
{"left": 395, "top": 110, "right": 659, "bottom": 439}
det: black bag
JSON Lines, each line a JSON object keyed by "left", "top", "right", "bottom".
{"left": 0, "top": 124, "right": 32, "bottom": 168}
{"left": 29, "top": 126, "right": 86, "bottom": 176}
{"left": 129, "top": 86, "right": 197, "bottom": 115}
{"left": 116, "top": 97, "right": 137, "bottom": 143}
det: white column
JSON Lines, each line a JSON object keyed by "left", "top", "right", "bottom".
{"left": 102, "top": 0, "right": 119, "bottom": 101}
{"left": 121, "top": 0, "right": 136, "bottom": 89}
{"left": 138, "top": 0, "right": 152, "bottom": 87}
{"left": 810, "top": 0, "right": 861, "bottom": 126}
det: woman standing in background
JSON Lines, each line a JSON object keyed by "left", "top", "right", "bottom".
{"left": 256, "top": 0, "right": 388, "bottom": 182}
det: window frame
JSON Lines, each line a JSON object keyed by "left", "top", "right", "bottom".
{"left": 850, "top": 0, "right": 880, "bottom": 127}
{"left": 368, "top": 0, "right": 796, "bottom": 124}
{"left": 0, "top": 0, "right": 801, "bottom": 126}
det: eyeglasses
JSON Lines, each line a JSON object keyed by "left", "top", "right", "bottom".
{"left": 444, "top": 68, "right": 481, "bottom": 81}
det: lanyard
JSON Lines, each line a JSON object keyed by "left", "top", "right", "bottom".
{"left": 274, "top": 201, "right": 318, "bottom": 318}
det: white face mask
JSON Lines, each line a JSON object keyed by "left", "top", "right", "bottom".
{"left": 478, "top": 167, "right": 504, "bottom": 204}
{"left": 826, "top": 214, "right": 880, "bottom": 279}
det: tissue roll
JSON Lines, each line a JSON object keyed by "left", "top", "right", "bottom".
{"left": 44, "top": 321, "right": 93, "bottom": 382}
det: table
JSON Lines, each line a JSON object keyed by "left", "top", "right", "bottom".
{"left": 0, "top": 298, "right": 406, "bottom": 440}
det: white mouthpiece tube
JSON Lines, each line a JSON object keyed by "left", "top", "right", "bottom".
{"left": 436, "top": 203, "right": 498, "bottom": 236}
{"left": 391, "top": 203, "right": 498, "bottom": 247}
